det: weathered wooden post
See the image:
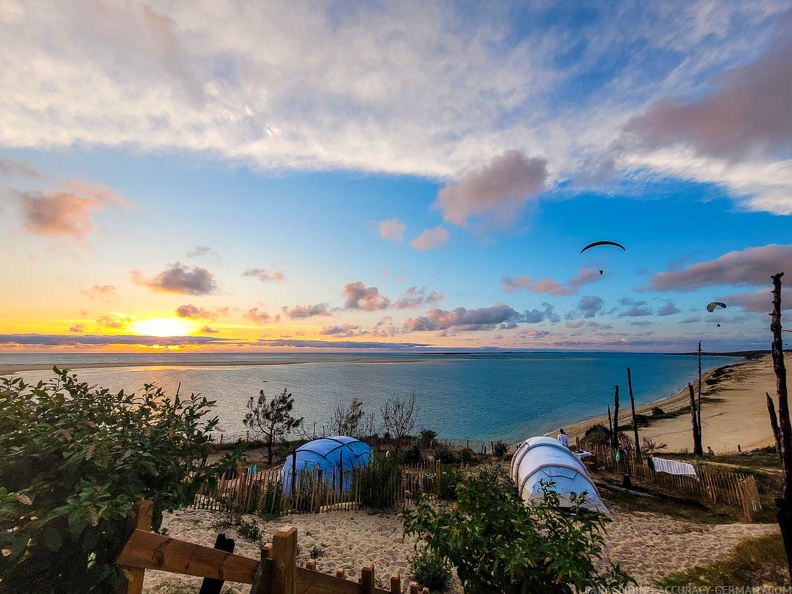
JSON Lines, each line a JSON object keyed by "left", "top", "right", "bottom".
{"left": 688, "top": 383, "right": 703, "bottom": 456}
{"left": 116, "top": 500, "right": 154, "bottom": 594}
{"left": 697, "top": 340, "right": 703, "bottom": 433}
{"left": 611, "top": 386, "right": 620, "bottom": 449}
{"left": 627, "top": 368, "right": 641, "bottom": 462}
{"left": 272, "top": 528, "right": 296, "bottom": 594}
{"left": 361, "top": 564, "right": 375, "bottom": 594}
{"left": 768, "top": 391, "right": 784, "bottom": 463}
{"left": 390, "top": 573, "right": 401, "bottom": 594}
{"left": 199, "top": 534, "right": 235, "bottom": 594}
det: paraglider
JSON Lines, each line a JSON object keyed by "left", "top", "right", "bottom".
{"left": 717, "top": 323, "right": 721, "bottom": 327}
{"left": 706, "top": 302, "right": 726, "bottom": 313}
{"left": 580, "top": 241, "right": 626, "bottom": 254}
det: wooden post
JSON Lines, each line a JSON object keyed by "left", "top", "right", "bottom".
{"left": 336, "top": 569, "right": 345, "bottom": 579}
{"left": 390, "top": 574, "right": 401, "bottom": 594}
{"left": 116, "top": 500, "right": 154, "bottom": 594}
{"left": 291, "top": 450, "right": 297, "bottom": 498}
{"left": 199, "top": 534, "right": 235, "bottom": 594}
{"left": 689, "top": 383, "right": 703, "bottom": 456}
{"left": 272, "top": 528, "right": 297, "bottom": 594}
{"left": 768, "top": 392, "right": 784, "bottom": 463}
{"left": 612, "top": 386, "right": 620, "bottom": 449}
{"left": 409, "top": 582, "right": 419, "bottom": 594}
{"left": 361, "top": 564, "right": 374, "bottom": 594}
{"left": 607, "top": 405, "right": 612, "bottom": 437}
{"left": 627, "top": 368, "right": 641, "bottom": 462}
{"left": 250, "top": 545, "right": 271, "bottom": 594}
{"left": 306, "top": 559, "right": 316, "bottom": 571}
{"left": 697, "top": 340, "right": 703, "bottom": 432}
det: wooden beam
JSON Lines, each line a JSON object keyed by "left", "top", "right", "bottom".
{"left": 271, "top": 527, "right": 297, "bottom": 594}
{"left": 361, "top": 564, "right": 374, "bottom": 594}
{"left": 116, "top": 500, "right": 154, "bottom": 594}
{"left": 390, "top": 574, "right": 401, "bottom": 594}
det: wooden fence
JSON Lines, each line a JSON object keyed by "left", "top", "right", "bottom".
{"left": 117, "top": 500, "right": 430, "bottom": 594}
{"left": 193, "top": 461, "right": 442, "bottom": 515}
{"left": 587, "top": 444, "right": 762, "bottom": 520}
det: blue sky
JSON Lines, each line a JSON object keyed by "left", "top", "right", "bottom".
{"left": 0, "top": 0, "right": 790, "bottom": 352}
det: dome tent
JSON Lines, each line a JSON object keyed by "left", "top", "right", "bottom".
{"left": 281, "top": 436, "right": 372, "bottom": 493}
{"left": 510, "top": 436, "right": 609, "bottom": 515}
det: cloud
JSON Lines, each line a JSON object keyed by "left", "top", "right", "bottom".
{"left": 502, "top": 268, "right": 600, "bottom": 295}
{"left": 200, "top": 326, "right": 219, "bottom": 334}
{"left": 343, "top": 282, "right": 391, "bottom": 311}
{"left": 649, "top": 245, "right": 792, "bottom": 291}
{"left": 243, "top": 308, "right": 280, "bottom": 324}
{"left": 132, "top": 262, "right": 217, "bottom": 295}
{"left": 657, "top": 300, "right": 681, "bottom": 316}
{"left": 629, "top": 320, "right": 654, "bottom": 327}
{"left": 187, "top": 245, "right": 222, "bottom": 261}
{"left": 571, "top": 296, "right": 605, "bottom": 319}
{"left": 0, "top": 333, "right": 227, "bottom": 346}
{"left": 681, "top": 316, "right": 702, "bottom": 324}
{"left": 403, "top": 303, "right": 555, "bottom": 333}
{"left": 81, "top": 284, "right": 117, "bottom": 302}
{"left": 410, "top": 226, "right": 448, "bottom": 251}
{"left": 617, "top": 298, "right": 653, "bottom": 318}
{"left": 0, "top": 158, "right": 45, "bottom": 179}
{"left": 16, "top": 182, "right": 125, "bottom": 243}
{"left": 68, "top": 324, "right": 85, "bottom": 333}
{"left": 718, "top": 289, "right": 792, "bottom": 313}
{"left": 243, "top": 268, "right": 285, "bottom": 283}
{"left": 378, "top": 218, "right": 406, "bottom": 241}
{"left": 435, "top": 151, "right": 548, "bottom": 227}
{"left": 281, "top": 303, "right": 332, "bottom": 319}
{"left": 393, "top": 287, "right": 443, "bottom": 309}
{"left": 256, "top": 339, "right": 427, "bottom": 350}
{"left": 175, "top": 304, "right": 229, "bottom": 321}
{"left": 319, "top": 324, "right": 361, "bottom": 337}
{"left": 95, "top": 314, "right": 132, "bottom": 329}
{"left": 624, "top": 13, "right": 792, "bottom": 162}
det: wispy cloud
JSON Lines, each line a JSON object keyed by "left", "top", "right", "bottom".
{"left": 378, "top": 218, "right": 406, "bottom": 241}
{"left": 717, "top": 289, "right": 790, "bottom": 313}
{"left": 132, "top": 263, "right": 217, "bottom": 295}
{"left": 410, "top": 226, "right": 448, "bottom": 251}
{"left": 281, "top": 303, "right": 332, "bottom": 319}
{"left": 0, "top": 158, "right": 45, "bottom": 179}
{"left": 243, "top": 268, "right": 285, "bottom": 283}
{"left": 617, "top": 298, "right": 652, "bottom": 318}
{"left": 649, "top": 245, "right": 792, "bottom": 290}
{"left": 0, "top": 333, "right": 228, "bottom": 346}
{"left": 657, "top": 300, "right": 681, "bottom": 316}
{"left": 393, "top": 287, "right": 442, "bottom": 309}
{"left": 403, "top": 303, "right": 556, "bottom": 333}
{"left": 502, "top": 268, "right": 600, "bottom": 295}
{"left": 243, "top": 308, "right": 281, "bottom": 324}
{"left": 81, "top": 284, "right": 117, "bottom": 302}
{"left": 175, "top": 304, "right": 229, "bottom": 321}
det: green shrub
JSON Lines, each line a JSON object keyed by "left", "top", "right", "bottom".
{"left": 460, "top": 447, "right": 475, "bottom": 464}
{"left": 355, "top": 453, "right": 401, "bottom": 509}
{"left": 419, "top": 429, "right": 437, "bottom": 449}
{"left": 402, "top": 464, "right": 633, "bottom": 594}
{"left": 492, "top": 441, "right": 508, "bottom": 458}
{"left": 0, "top": 368, "right": 237, "bottom": 593}
{"left": 438, "top": 466, "right": 464, "bottom": 501}
{"left": 402, "top": 442, "right": 423, "bottom": 465}
{"left": 433, "top": 443, "right": 459, "bottom": 464}
{"left": 236, "top": 517, "right": 262, "bottom": 542}
{"left": 651, "top": 406, "right": 665, "bottom": 416}
{"left": 409, "top": 542, "right": 452, "bottom": 592}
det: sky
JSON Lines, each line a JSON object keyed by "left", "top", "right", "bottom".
{"left": 1, "top": 0, "right": 791, "bottom": 353}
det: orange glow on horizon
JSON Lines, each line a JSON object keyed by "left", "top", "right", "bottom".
{"left": 130, "top": 317, "right": 198, "bottom": 337}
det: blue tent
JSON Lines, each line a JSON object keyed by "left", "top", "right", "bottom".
{"left": 281, "top": 436, "right": 372, "bottom": 493}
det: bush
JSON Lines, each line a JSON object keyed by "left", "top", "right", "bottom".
{"left": 492, "top": 441, "right": 508, "bottom": 458}
{"left": 0, "top": 368, "right": 236, "bottom": 593}
{"left": 433, "top": 443, "right": 459, "bottom": 464}
{"left": 652, "top": 406, "right": 665, "bottom": 416}
{"left": 460, "top": 447, "right": 475, "bottom": 464}
{"left": 355, "top": 453, "right": 401, "bottom": 509}
{"left": 402, "top": 464, "right": 634, "bottom": 594}
{"left": 419, "top": 429, "right": 437, "bottom": 449}
{"left": 402, "top": 442, "right": 423, "bottom": 465}
{"left": 438, "top": 466, "right": 465, "bottom": 501}
{"left": 237, "top": 517, "right": 262, "bottom": 542}
{"left": 409, "top": 542, "right": 452, "bottom": 592}
{"left": 258, "top": 478, "right": 285, "bottom": 517}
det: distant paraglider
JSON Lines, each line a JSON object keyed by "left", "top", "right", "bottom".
{"left": 706, "top": 302, "right": 727, "bottom": 313}
{"left": 580, "top": 241, "right": 626, "bottom": 254}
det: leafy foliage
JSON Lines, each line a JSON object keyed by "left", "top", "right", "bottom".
{"left": 355, "top": 453, "right": 401, "bottom": 509}
{"left": 402, "top": 464, "right": 634, "bottom": 594}
{"left": 492, "top": 440, "right": 508, "bottom": 458}
{"left": 409, "top": 542, "right": 453, "bottom": 592}
{"left": 0, "top": 368, "right": 235, "bottom": 593}
{"left": 419, "top": 429, "right": 437, "bottom": 449}
{"left": 433, "top": 443, "right": 459, "bottom": 464}
{"left": 244, "top": 387, "right": 303, "bottom": 464}
{"left": 438, "top": 466, "right": 465, "bottom": 501}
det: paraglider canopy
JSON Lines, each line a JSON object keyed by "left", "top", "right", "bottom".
{"left": 706, "top": 302, "right": 727, "bottom": 313}
{"left": 580, "top": 240, "right": 626, "bottom": 254}
{"left": 281, "top": 436, "right": 372, "bottom": 492}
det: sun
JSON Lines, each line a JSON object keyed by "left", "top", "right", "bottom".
{"left": 130, "top": 317, "right": 198, "bottom": 337}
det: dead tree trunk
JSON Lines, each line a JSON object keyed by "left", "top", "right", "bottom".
{"left": 767, "top": 272, "right": 792, "bottom": 582}
{"left": 612, "top": 385, "right": 620, "bottom": 449}
{"left": 697, "top": 340, "right": 703, "bottom": 432}
{"left": 627, "top": 368, "right": 641, "bottom": 462}
{"left": 688, "top": 383, "right": 703, "bottom": 456}
{"left": 768, "top": 392, "right": 783, "bottom": 463}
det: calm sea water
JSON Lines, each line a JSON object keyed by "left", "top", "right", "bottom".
{"left": 1, "top": 352, "right": 739, "bottom": 443}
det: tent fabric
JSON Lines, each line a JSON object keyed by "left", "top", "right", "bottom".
{"left": 281, "top": 435, "right": 372, "bottom": 492}
{"left": 510, "top": 436, "right": 609, "bottom": 515}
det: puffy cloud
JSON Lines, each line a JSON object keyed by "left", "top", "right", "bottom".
{"left": 81, "top": 284, "right": 117, "bottom": 302}
{"left": 95, "top": 314, "right": 132, "bottom": 329}
{"left": 68, "top": 324, "right": 84, "bottom": 333}
{"left": 132, "top": 262, "right": 217, "bottom": 295}
{"left": 657, "top": 300, "right": 681, "bottom": 316}
{"left": 200, "top": 326, "right": 219, "bottom": 334}
{"left": 0, "top": 158, "right": 44, "bottom": 179}
{"left": 501, "top": 268, "right": 600, "bottom": 295}
{"left": 0, "top": 333, "right": 227, "bottom": 346}
{"left": 520, "top": 303, "right": 560, "bottom": 324}
{"left": 649, "top": 245, "right": 792, "bottom": 291}
{"left": 282, "top": 303, "right": 331, "bottom": 319}
{"left": 187, "top": 245, "right": 222, "bottom": 261}
{"left": 617, "top": 298, "right": 652, "bottom": 318}
{"left": 403, "top": 303, "right": 555, "bottom": 333}
{"left": 175, "top": 304, "right": 229, "bottom": 321}
{"left": 319, "top": 324, "right": 361, "bottom": 337}
{"left": 378, "top": 218, "right": 406, "bottom": 241}
{"left": 393, "top": 287, "right": 443, "bottom": 309}
{"left": 243, "top": 268, "right": 285, "bottom": 283}
{"left": 343, "top": 282, "right": 391, "bottom": 311}
{"left": 718, "top": 289, "right": 791, "bottom": 313}
{"left": 243, "top": 308, "right": 280, "bottom": 324}
{"left": 624, "top": 14, "right": 792, "bottom": 162}
{"left": 16, "top": 182, "right": 125, "bottom": 244}
{"left": 410, "top": 226, "right": 448, "bottom": 251}
{"left": 435, "top": 151, "right": 547, "bottom": 226}
{"left": 571, "top": 296, "right": 605, "bottom": 319}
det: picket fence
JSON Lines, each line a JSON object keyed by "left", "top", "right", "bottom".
{"left": 587, "top": 444, "right": 762, "bottom": 520}
{"left": 193, "top": 461, "right": 442, "bottom": 515}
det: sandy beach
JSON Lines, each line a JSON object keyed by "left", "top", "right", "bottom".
{"left": 562, "top": 355, "right": 777, "bottom": 454}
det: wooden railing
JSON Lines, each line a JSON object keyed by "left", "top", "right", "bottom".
{"left": 117, "top": 500, "right": 430, "bottom": 594}
{"left": 586, "top": 444, "right": 763, "bottom": 520}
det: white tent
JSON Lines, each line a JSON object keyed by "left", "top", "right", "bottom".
{"left": 510, "top": 436, "right": 609, "bottom": 515}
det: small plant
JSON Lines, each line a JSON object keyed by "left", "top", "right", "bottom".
{"left": 493, "top": 440, "right": 508, "bottom": 458}
{"left": 433, "top": 443, "right": 459, "bottom": 464}
{"left": 419, "top": 429, "right": 437, "bottom": 449}
{"left": 402, "top": 441, "right": 423, "bottom": 465}
{"left": 309, "top": 544, "right": 324, "bottom": 560}
{"left": 236, "top": 517, "right": 262, "bottom": 542}
{"left": 355, "top": 452, "right": 401, "bottom": 509}
{"left": 460, "top": 447, "right": 475, "bottom": 464}
{"left": 409, "top": 541, "right": 452, "bottom": 592}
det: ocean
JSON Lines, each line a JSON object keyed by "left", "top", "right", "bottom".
{"left": 1, "top": 352, "right": 739, "bottom": 444}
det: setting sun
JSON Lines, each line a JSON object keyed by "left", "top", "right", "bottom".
{"left": 131, "top": 318, "right": 198, "bottom": 337}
